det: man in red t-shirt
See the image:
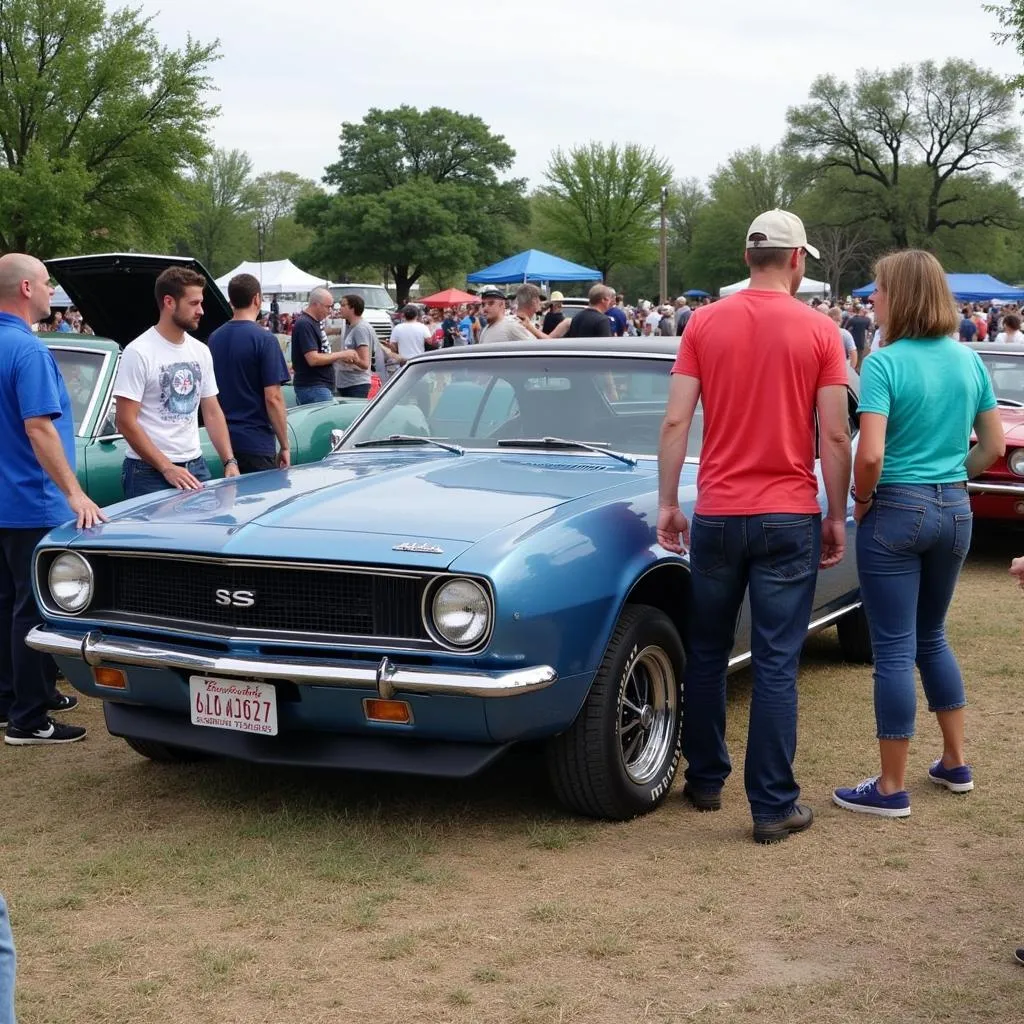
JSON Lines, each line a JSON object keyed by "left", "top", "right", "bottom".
{"left": 657, "top": 209, "right": 852, "bottom": 844}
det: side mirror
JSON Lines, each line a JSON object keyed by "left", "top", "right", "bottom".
{"left": 330, "top": 428, "right": 345, "bottom": 452}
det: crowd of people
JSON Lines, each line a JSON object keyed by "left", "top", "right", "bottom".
{"left": 3, "top": 196, "right": 1024, "bottom": 1013}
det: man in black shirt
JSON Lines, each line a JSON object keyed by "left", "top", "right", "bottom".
{"left": 846, "top": 305, "right": 872, "bottom": 356}
{"left": 566, "top": 284, "right": 614, "bottom": 338}
{"left": 291, "top": 287, "right": 349, "bottom": 404}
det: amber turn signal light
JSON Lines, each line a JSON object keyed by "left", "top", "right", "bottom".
{"left": 93, "top": 667, "right": 127, "bottom": 689}
{"left": 363, "top": 698, "right": 412, "bottom": 724}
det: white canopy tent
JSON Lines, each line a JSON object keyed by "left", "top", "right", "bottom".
{"left": 215, "top": 259, "right": 329, "bottom": 296}
{"left": 719, "top": 276, "right": 831, "bottom": 300}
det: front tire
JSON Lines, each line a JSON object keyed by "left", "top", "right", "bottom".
{"left": 546, "top": 604, "right": 684, "bottom": 820}
{"left": 123, "top": 737, "right": 205, "bottom": 763}
{"left": 837, "top": 605, "right": 873, "bottom": 663}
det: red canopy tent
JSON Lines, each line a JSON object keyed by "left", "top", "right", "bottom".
{"left": 419, "top": 288, "right": 478, "bottom": 308}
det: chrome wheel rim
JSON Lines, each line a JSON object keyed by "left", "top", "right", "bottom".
{"left": 617, "top": 645, "right": 677, "bottom": 784}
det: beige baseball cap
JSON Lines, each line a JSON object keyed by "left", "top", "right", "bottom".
{"left": 746, "top": 209, "right": 819, "bottom": 260}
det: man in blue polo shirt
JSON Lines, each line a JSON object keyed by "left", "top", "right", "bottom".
{"left": 208, "top": 273, "right": 291, "bottom": 473}
{"left": 0, "top": 253, "right": 106, "bottom": 747}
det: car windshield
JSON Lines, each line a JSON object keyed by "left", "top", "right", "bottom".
{"left": 329, "top": 285, "right": 396, "bottom": 311}
{"left": 341, "top": 354, "right": 702, "bottom": 458}
{"left": 979, "top": 352, "right": 1024, "bottom": 404}
{"left": 50, "top": 347, "right": 105, "bottom": 429}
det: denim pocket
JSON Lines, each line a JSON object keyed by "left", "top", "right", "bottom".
{"left": 761, "top": 517, "right": 814, "bottom": 580}
{"left": 691, "top": 515, "right": 726, "bottom": 575}
{"left": 951, "top": 511, "right": 973, "bottom": 559}
{"left": 871, "top": 500, "right": 926, "bottom": 552}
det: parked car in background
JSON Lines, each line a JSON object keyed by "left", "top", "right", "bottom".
{"left": 28, "top": 338, "right": 868, "bottom": 820}
{"left": 43, "top": 253, "right": 369, "bottom": 505}
{"left": 967, "top": 342, "right": 1024, "bottom": 521}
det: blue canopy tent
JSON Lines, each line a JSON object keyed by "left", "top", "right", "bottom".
{"left": 852, "top": 273, "right": 1024, "bottom": 303}
{"left": 466, "top": 249, "right": 601, "bottom": 284}
{"left": 683, "top": 289, "right": 710, "bottom": 298}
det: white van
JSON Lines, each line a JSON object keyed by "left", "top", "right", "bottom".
{"left": 328, "top": 283, "right": 396, "bottom": 342}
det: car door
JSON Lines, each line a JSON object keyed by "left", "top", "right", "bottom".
{"left": 808, "top": 384, "right": 861, "bottom": 614}
{"left": 83, "top": 395, "right": 131, "bottom": 507}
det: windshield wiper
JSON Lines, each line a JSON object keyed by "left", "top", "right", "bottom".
{"left": 353, "top": 434, "right": 464, "bottom": 455}
{"left": 496, "top": 436, "right": 636, "bottom": 466}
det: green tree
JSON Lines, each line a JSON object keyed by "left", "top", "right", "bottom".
{"left": 180, "top": 148, "right": 256, "bottom": 276}
{"left": 687, "top": 147, "right": 807, "bottom": 293}
{"left": 785, "top": 60, "right": 1021, "bottom": 250}
{"left": 298, "top": 106, "right": 526, "bottom": 303}
{"left": 985, "top": 2, "right": 1024, "bottom": 88}
{"left": 0, "top": 0, "right": 219, "bottom": 255}
{"left": 536, "top": 142, "right": 672, "bottom": 280}
{"left": 250, "top": 171, "right": 320, "bottom": 262}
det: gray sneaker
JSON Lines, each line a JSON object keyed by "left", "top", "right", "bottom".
{"left": 4, "top": 717, "right": 86, "bottom": 745}
{"left": 752, "top": 804, "right": 814, "bottom": 844}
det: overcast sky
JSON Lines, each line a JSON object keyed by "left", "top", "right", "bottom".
{"left": 135, "top": 0, "right": 1022, "bottom": 189}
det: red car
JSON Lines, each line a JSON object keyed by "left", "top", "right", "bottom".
{"left": 967, "top": 343, "right": 1024, "bottom": 519}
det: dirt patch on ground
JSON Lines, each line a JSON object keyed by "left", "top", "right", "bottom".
{"left": 2, "top": 534, "right": 1022, "bottom": 1023}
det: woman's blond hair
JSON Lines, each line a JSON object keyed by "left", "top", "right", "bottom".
{"left": 874, "top": 249, "right": 958, "bottom": 345}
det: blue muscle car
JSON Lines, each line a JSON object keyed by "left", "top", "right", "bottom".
{"left": 28, "top": 339, "right": 869, "bottom": 820}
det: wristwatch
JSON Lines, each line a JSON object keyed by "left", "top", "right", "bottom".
{"left": 850, "top": 485, "right": 875, "bottom": 504}
{"left": 224, "top": 458, "right": 239, "bottom": 468}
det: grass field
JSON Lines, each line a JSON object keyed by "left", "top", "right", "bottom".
{"left": 2, "top": 532, "right": 1022, "bottom": 1023}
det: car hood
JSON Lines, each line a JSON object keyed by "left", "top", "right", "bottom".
{"left": 45, "top": 253, "right": 231, "bottom": 346}
{"left": 998, "top": 407, "right": 1024, "bottom": 443}
{"left": 55, "top": 451, "right": 652, "bottom": 568}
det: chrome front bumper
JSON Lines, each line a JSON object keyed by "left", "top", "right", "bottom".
{"left": 967, "top": 481, "right": 1024, "bottom": 496}
{"left": 26, "top": 627, "right": 558, "bottom": 700}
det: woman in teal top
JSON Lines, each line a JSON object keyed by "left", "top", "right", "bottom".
{"left": 833, "top": 250, "right": 1005, "bottom": 818}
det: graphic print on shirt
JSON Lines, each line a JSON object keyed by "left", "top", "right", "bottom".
{"left": 158, "top": 361, "right": 203, "bottom": 420}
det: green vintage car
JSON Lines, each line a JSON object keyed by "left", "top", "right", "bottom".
{"left": 42, "top": 253, "right": 370, "bottom": 505}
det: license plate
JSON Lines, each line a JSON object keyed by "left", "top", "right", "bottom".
{"left": 189, "top": 676, "right": 278, "bottom": 736}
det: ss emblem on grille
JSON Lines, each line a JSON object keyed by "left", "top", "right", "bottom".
{"left": 215, "top": 589, "right": 255, "bottom": 607}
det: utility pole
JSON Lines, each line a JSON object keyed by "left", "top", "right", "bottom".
{"left": 659, "top": 186, "right": 668, "bottom": 305}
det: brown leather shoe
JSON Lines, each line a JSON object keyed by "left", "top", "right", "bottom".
{"left": 752, "top": 804, "right": 814, "bottom": 844}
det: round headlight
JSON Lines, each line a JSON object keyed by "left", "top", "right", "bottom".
{"left": 48, "top": 553, "right": 94, "bottom": 614}
{"left": 1009, "top": 448, "right": 1024, "bottom": 477}
{"left": 430, "top": 578, "right": 490, "bottom": 648}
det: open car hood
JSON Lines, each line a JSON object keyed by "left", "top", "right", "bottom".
{"left": 45, "top": 253, "right": 232, "bottom": 346}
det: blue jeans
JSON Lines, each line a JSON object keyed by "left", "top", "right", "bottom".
{"left": 121, "top": 456, "right": 211, "bottom": 499}
{"left": 683, "top": 513, "right": 821, "bottom": 823}
{"left": 0, "top": 893, "right": 14, "bottom": 1024}
{"left": 294, "top": 385, "right": 334, "bottom": 405}
{"left": 857, "top": 483, "right": 971, "bottom": 739}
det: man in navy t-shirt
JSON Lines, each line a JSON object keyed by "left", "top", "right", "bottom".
{"left": 208, "top": 274, "right": 292, "bottom": 473}
{"left": 606, "top": 294, "right": 629, "bottom": 337}
{"left": 958, "top": 312, "right": 978, "bottom": 343}
{"left": 0, "top": 253, "right": 106, "bottom": 747}
{"left": 290, "top": 287, "right": 348, "bottom": 404}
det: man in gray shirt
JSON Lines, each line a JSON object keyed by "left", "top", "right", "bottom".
{"left": 335, "top": 294, "right": 373, "bottom": 397}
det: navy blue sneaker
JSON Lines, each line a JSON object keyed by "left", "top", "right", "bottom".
{"left": 1015, "top": 948, "right": 1024, "bottom": 966}
{"left": 832, "top": 776, "right": 911, "bottom": 818}
{"left": 0, "top": 708, "right": 8, "bottom": 729}
{"left": 928, "top": 758, "right": 974, "bottom": 793}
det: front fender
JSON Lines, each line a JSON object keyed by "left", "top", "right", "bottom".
{"left": 454, "top": 497, "right": 667, "bottom": 681}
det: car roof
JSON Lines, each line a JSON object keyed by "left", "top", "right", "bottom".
{"left": 408, "top": 337, "right": 680, "bottom": 361}
{"left": 40, "top": 332, "right": 120, "bottom": 355}
{"left": 969, "top": 342, "right": 1024, "bottom": 355}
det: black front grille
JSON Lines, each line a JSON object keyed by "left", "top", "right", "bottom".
{"left": 96, "top": 556, "right": 428, "bottom": 640}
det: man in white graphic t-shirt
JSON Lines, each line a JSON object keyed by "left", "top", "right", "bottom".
{"left": 114, "top": 265, "right": 239, "bottom": 499}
